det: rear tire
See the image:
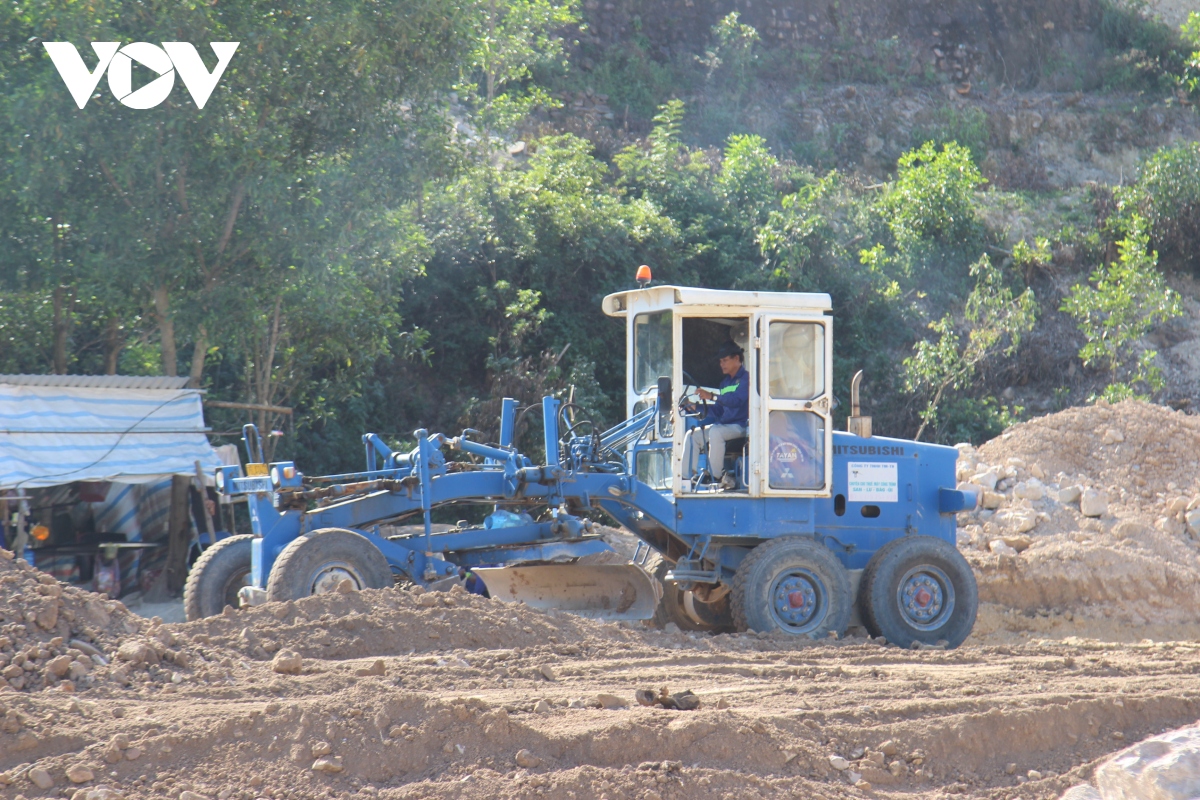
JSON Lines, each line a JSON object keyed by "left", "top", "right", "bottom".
{"left": 645, "top": 554, "right": 734, "bottom": 633}
{"left": 266, "top": 528, "right": 393, "bottom": 603}
{"left": 858, "top": 535, "right": 978, "bottom": 649}
{"left": 184, "top": 534, "right": 254, "bottom": 621}
{"left": 731, "top": 537, "right": 852, "bottom": 638}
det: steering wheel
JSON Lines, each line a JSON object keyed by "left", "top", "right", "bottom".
{"left": 676, "top": 370, "right": 709, "bottom": 418}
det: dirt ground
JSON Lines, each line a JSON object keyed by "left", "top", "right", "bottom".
{"left": 4, "top": 400, "right": 1200, "bottom": 800}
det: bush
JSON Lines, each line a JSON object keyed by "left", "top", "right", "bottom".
{"left": 1060, "top": 215, "right": 1182, "bottom": 400}
{"left": 1116, "top": 141, "right": 1200, "bottom": 273}
{"left": 879, "top": 141, "right": 985, "bottom": 249}
{"left": 910, "top": 106, "right": 991, "bottom": 165}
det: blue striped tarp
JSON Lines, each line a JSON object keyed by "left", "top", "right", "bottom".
{"left": 0, "top": 383, "right": 222, "bottom": 489}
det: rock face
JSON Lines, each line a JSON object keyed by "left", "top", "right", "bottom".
{"left": 1095, "top": 723, "right": 1200, "bottom": 800}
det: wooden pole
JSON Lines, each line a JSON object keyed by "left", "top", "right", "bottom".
{"left": 193, "top": 460, "right": 216, "bottom": 544}
{"left": 164, "top": 475, "right": 192, "bottom": 595}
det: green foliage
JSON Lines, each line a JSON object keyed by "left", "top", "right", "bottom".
{"left": 1061, "top": 216, "right": 1182, "bottom": 400}
{"left": 459, "top": 0, "right": 581, "bottom": 141}
{"left": 1181, "top": 12, "right": 1200, "bottom": 99}
{"left": 697, "top": 13, "right": 761, "bottom": 127}
{"left": 1114, "top": 141, "right": 1200, "bottom": 272}
{"left": 903, "top": 255, "right": 1037, "bottom": 441}
{"left": 1097, "top": 0, "right": 1186, "bottom": 92}
{"left": 881, "top": 141, "right": 985, "bottom": 248}
{"left": 910, "top": 107, "right": 991, "bottom": 165}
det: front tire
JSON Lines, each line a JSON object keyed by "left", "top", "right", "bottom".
{"left": 731, "top": 537, "right": 852, "bottom": 638}
{"left": 646, "top": 554, "right": 734, "bottom": 633}
{"left": 858, "top": 535, "right": 978, "bottom": 649}
{"left": 266, "top": 528, "right": 393, "bottom": 602}
{"left": 184, "top": 534, "right": 254, "bottom": 621}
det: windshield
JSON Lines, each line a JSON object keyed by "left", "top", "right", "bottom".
{"left": 634, "top": 311, "right": 672, "bottom": 393}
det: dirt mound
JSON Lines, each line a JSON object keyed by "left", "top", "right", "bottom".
{"left": 956, "top": 400, "right": 1200, "bottom": 641}
{"left": 0, "top": 549, "right": 152, "bottom": 693}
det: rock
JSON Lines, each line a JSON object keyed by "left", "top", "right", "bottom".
{"left": 989, "top": 540, "right": 1018, "bottom": 556}
{"left": 636, "top": 689, "right": 657, "bottom": 706}
{"left": 271, "top": 650, "right": 303, "bottom": 675}
{"left": 124, "top": 747, "right": 142, "bottom": 761}
{"left": 593, "top": 693, "right": 628, "bottom": 709}
{"left": 1059, "top": 485, "right": 1083, "bottom": 504}
{"left": 971, "top": 471, "right": 1000, "bottom": 491}
{"left": 355, "top": 659, "right": 385, "bottom": 677}
{"left": 515, "top": 749, "right": 542, "bottom": 768}
{"left": 310, "top": 741, "right": 332, "bottom": 757}
{"left": 829, "top": 755, "right": 850, "bottom": 770}
{"left": 417, "top": 593, "right": 440, "bottom": 608}
{"left": 74, "top": 787, "right": 125, "bottom": 800}
{"left": 46, "top": 655, "right": 73, "bottom": 678}
{"left": 1005, "top": 763, "right": 1018, "bottom": 775}
{"left": 1002, "top": 535, "right": 1033, "bottom": 553}
{"left": 179, "top": 792, "right": 209, "bottom": 800}
{"left": 1030, "top": 463, "right": 1046, "bottom": 480}
{"left": 879, "top": 740, "right": 899, "bottom": 757}
{"left": 1096, "top": 723, "right": 1200, "bottom": 800}
{"left": 663, "top": 622, "right": 681, "bottom": 634}
{"left": 1186, "top": 509, "right": 1200, "bottom": 536}
{"left": 982, "top": 491, "right": 1005, "bottom": 509}
{"left": 116, "top": 641, "right": 157, "bottom": 665}
{"left": 1060, "top": 785, "right": 1101, "bottom": 800}
{"left": 1080, "top": 489, "right": 1108, "bottom": 518}
{"left": 889, "top": 760, "right": 907, "bottom": 777}
{"left": 508, "top": 141, "right": 526, "bottom": 155}
{"left": 855, "top": 779, "right": 872, "bottom": 791}
{"left": 1027, "top": 769, "right": 1043, "bottom": 780}
{"left": 534, "top": 699, "right": 551, "bottom": 713}
{"left": 66, "top": 765, "right": 94, "bottom": 783}
{"left": 311, "top": 756, "right": 344, "bottom": 774}
{"left": 29, "top": 767, "right": 54, "bottom": 789}
{"left": 1013, "top": 480, "right": 1045, "bottom": 501}
{"left": 539, "top": 664, "right": 557, "bottom": 681}
{"left": 335, "top": 579, "right": 354, "bottom": 594}
{"left": 1101, "top": 428, "right": 1125, "bottom": 444}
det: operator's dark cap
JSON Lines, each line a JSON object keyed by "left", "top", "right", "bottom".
{"left": 716, "top": 341, "right": 744, "bottom": 359}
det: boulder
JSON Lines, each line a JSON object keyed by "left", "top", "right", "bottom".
{"left": 1095, "top": 723, "right": 1200, "bottom": 800}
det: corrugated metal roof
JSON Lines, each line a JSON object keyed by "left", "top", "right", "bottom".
{"left": 0, "top": 375, "right": 193, "bottom": 390}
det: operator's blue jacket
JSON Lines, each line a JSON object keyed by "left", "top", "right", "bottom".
{"left": 701, "top": 365, "right": 749, "bottom": 428}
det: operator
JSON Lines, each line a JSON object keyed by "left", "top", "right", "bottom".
{"left": 683, "top": 341, "right": 749, "bottom": 490}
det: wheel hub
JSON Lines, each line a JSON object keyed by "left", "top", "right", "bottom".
{"left": 897, "top": 566, "right": 955, "bottom": 631}
{"left": 769, "top": 569, "right": 826, "bottom": 634}
{"left": 310, "top": 564, "right": 362, "bottom": 595}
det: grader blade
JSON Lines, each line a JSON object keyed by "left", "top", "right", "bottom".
{"left": 473, "top": 563, "right": 662, "bottom": 620}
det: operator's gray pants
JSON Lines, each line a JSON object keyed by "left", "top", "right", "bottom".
{"left": 684, "top": 423, "right": 747, "bottom": 479}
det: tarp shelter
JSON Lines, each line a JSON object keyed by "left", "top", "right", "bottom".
{"left": 0, "top": 375, "right": 227, "bottom": 596}
{"left": 0, "top": 374, "right": 222, "bottom": 489}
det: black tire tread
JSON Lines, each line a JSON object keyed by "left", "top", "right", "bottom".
{"left": 857, "top": 535, "right": 978, "bottom": 648}
{"left": 265, "top": 528, "right": 392, "bottom": 603}
{"left": 644, "top": 552, "right": 733, "bottom": 633}
{"left": 730, "top": 536, "right": 852, "bottom": 637}
{"left": 183, "top": 534, "right": 255, "bottom": 621}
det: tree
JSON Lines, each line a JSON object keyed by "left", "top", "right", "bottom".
{"left": 1060, "top": 215, "right": 1182, "bottom": 402}
{"left": 0, "top": 0, "right": 471, "bottom": 386}
{"left": 458, "top": 0, "right": 581, "bottom": 148}
{"left": 697, "top": 12, "right": 760, "bottom": 126}
{"left": 904, "top": 255, "right": 1037, "bottom": 441}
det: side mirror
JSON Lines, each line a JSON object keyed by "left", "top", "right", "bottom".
{"left": 656, "top": 376, "right": 672, "bottom": 438}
